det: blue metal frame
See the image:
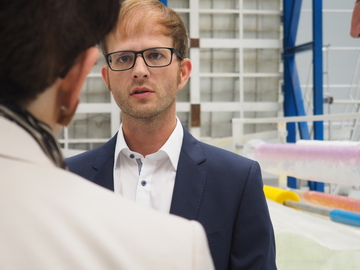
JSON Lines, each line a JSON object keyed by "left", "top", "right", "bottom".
{"left": 283, "top": 0, "right": 324, "bottom": 191}
{"left": 313, "top": 0, "right": 324, "bottom": 140}
{"left": 310, "top": 0, "right": 324, "bottom": 191}
{"left": 283, "top": 0, "right": 310, "bottom": 142}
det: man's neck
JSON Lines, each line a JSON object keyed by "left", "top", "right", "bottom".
{"left": 24, "top": 83, "right": 60, "bottom": 132}
{"left": 121, "top": 114, "right": 177, "bottom": 157}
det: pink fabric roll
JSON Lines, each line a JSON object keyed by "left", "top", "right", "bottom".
{"left": 253, "top": 143, "right": 360, "bottom": 185}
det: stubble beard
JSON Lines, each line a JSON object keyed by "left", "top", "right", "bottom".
{"left": 108, "top": 70, "right": 181, "bottom": 120}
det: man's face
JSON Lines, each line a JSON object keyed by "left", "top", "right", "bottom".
{"left": 351, "top": 1, "right": 360, "bottom": 38}
{"left": 102, "top": 20, "right": 191, "bottom": 121}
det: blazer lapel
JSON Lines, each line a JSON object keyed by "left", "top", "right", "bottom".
{"left": 170, "top": 127, "right": 207, "bottom": 220}
{"left": 91, "top": 133, "right": 118, "bottom": 191}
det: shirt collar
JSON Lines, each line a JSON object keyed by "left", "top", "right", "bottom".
{"left": 157, "top": 117, "right": 183, "bottom": 170}
{"left": 114, "top": 117, "right": 184, "bottom": 171}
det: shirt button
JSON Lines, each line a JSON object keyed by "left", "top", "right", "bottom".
{"left": 141, "top": 180, "right": 147, "bottom": 186}
{"left": 129, "top": 154, "right": 135, "bottom": 159}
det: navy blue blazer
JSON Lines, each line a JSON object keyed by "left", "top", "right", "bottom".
{"left": 66, "top": 127, "right": 276, "bottom": 270}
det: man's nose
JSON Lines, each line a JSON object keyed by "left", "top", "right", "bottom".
{"left": 132, "top": 54, "right": 149, "bottom": 78}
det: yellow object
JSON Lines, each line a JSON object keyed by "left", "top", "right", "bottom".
{"left": 264, "top": 185, "right": 300, "bottom": 204}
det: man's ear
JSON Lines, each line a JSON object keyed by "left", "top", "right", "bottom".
{"left": 351, "top": 2, "right": 360, "bottom": 38}
{"left": 57, "top": 46, "right": 99, "bottom": 126}
{"left": 101, "top": 64, "right": 110, "bottom": 90}
{"left": 178, "top": 58, "right": 192, "bottom": 90}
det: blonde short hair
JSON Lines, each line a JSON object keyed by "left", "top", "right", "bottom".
{"left": 101, "top": 0, "right": 189, "bottom": 58}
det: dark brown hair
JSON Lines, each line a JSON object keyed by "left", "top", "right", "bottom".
{"left": 0, "top": 0, "right": 122, "bottom": 104}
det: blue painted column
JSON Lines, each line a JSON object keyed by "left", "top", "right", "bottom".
{"left": 283, "top": 0, "right": 324, "bottom": 191}
{"left": 313, "top": 0, "right": 324, "bottom": 143}
{"left": 283, "top": 0, "right": 306, "bottom": 188}
{"left": 310, "top": 0, "right": 324, "bottom": 192}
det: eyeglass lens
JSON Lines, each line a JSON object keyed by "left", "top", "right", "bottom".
{"left": 108, "top": 48, "right": 173, "bottom": 71}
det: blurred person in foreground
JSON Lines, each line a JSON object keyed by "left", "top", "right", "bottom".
{"left": 66, "top": 0, "right": 276, "bottom": 269}
{"left": 0, "top": 0, "right": 214, "bottom": 269}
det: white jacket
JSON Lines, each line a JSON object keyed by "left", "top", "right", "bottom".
{"left": 0, "top": 116, "right": 214, "bottom": 270}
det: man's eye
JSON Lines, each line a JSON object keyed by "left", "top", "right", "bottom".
{"left": 118, "top": 55, "right": 132, "bottom": 63}
{"left": 148, "top": 53, "right": 163, "bottom": 60}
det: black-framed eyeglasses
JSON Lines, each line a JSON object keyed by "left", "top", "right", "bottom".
{"left": 105, "top": 47, "right": 183, "bottom": 71}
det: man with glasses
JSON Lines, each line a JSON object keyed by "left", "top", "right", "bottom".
{"left": 67, "top": 0, "right": 276, "bottom": 269}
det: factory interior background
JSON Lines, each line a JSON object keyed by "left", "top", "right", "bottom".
{"left": 60, "top": 1, "right": 360, "bottom": 269}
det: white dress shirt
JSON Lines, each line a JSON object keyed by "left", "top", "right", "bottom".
{"left": 113, "top": 117, "right": 183, "bottom": 213}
